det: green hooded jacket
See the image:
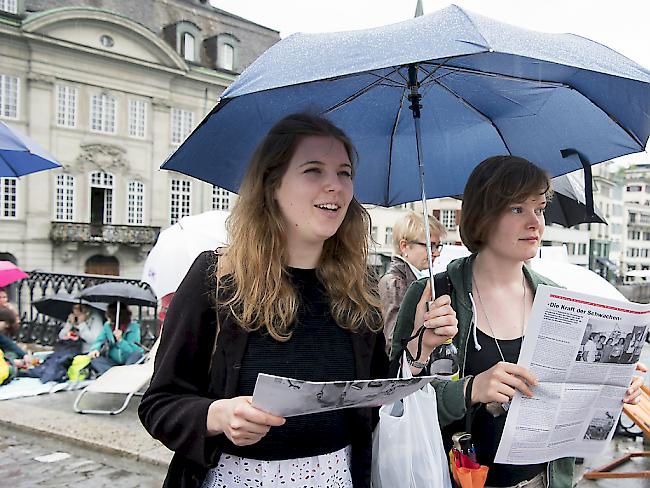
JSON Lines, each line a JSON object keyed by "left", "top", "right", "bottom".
{"left": 392, "top": 254, "right": 575, "bottom": 488}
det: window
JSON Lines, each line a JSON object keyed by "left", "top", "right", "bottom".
{"left": 56, "top": 85, "right": 77, "bottom": 128}
{"left": 100, "top": 35, "right": 114, "bottom": 48}
{"left": 212, "top": 186, "right": 233, "bottom": 211}
{"left": 0, "top": 74, "right": 19, "bottom": 118}
{"left": 0, "top": 0, "right": 17, "bottom": 14}
{"left": 171, "top": 108, "right": 193, "bottom": 145}
{"left": 441, "top": 209, "right": 456, "bottom": 230}
{"left": 219, "top": 43, "right": 234, "bottom": 70}
{"left": 0, "top": 178, "right": 17, "bottom": 218}
{"left": 627, "top": 185, "right": 642, "bottom": 192}
{"left": 628, "top": 230, "right": 641, "bottom": 240}
{"left": 55, "top": 174, "right": 75, "bottom": 221}
{"left": 90, "top": 171, "right": 113, "bottom": 224}
{"left": 181, "top": 33, "right": 195, "bottom": 61}
{"left": 90, "top": 93, "right": 116, "bottom": 133}
{"left": 628, "top": 264, "right": 637, "bottom": 271}
{"left": 128, "top": 99, "right": 147, "bottom": 138}
{"left": 127, "top": 180, "right": 145, "bottom": 224}
{"left": 371, "top": 226, "right": 378, "bottom": 241}
{"left": 384, "top": 227, "right": 393, "bottom": 245}
{"left": 170, "top": 179, "right": 191, "bottom": 224}
{"left": 578, "top": 243, "right": 587, "bottom": 255}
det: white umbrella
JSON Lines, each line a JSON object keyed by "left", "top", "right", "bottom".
{"left": 142, "top": 210, "right": 229, "bottom": 299}
{"left": 431, "top": 245, "right": 626, "bottom": 302}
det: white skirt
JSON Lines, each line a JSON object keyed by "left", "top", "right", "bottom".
{"left": 201, "top": 445, "right": 353, "bottom": 488}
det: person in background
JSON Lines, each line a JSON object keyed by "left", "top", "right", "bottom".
{"left": 582, "top": 333, "right": 599, "bottom": 362}
{"left": 392, "top": 155, "right": 645, "bottom": 488}
{"left": 88, "top": 302, "right": 143, "bottom": 375}
{"left": 608, "top": 337, "right": 625, "bottom": 363}
{"left": 599, "top": 337, "right": 614, "bottom": 363}
{"left": 58, "top": 303, "right": 104, "bottom": 353}
{"left": 0, "top": 306, "right": 29, "bottom": 366}
{"left": 0, "top": 287, "right": 19, "bottom": 335}
{"left": 378, "top": 211, "right": 446, "bottom": 355}
{"left": 138, "top": 113, "right": 457, "bottom": 488}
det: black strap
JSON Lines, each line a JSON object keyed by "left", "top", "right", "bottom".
{"left": 404, "top": 271, "right": 453, "bottom": 363}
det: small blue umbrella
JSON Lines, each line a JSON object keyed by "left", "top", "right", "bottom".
{"left": 162, "top": 4, "right": 650, "bottom": 287}
{"left": 0, "top": 121, "right": 61, "bottom": 177}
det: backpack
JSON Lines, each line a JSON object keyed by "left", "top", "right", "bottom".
{"left": 67, "top": 354, "right": 92, "bottom": 382}
{"left": 0, "top": 349, "right": 17, "bottom": 386}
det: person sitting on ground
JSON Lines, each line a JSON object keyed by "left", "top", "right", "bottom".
{"left": 0, "top": 307, "right": 30, "bottom": 368}
{"left": 378, "top": 210, "right": 446, "bottom": 355}
{"left": 88, "top": 302, "right": 143, "bottom": 375}
{"left": 58, "top": 304, "right": 104, "bottom": 353}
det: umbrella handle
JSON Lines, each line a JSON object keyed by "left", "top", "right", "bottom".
{"left": 561, "top": 148, "right": 596, "bottom": 221}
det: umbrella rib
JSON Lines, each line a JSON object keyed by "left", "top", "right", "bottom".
{"left": 434, "top": 79, "right": 513, "bottom": 155}
{"left": 385, "top": 88, "right": 408, "bottom": 204}
{"left": 321, "top": 67, "right": 403, "bottom": 115}
{"left": 419, "top": 62, "right": 646, "bottom": 150}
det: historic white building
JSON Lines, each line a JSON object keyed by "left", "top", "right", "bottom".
{"left": 0, "top": 0, "right": 278, "bottom": 277}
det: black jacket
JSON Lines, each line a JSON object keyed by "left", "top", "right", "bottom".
{"left": 138, "top": 251, "right": 388, "bottom": 488}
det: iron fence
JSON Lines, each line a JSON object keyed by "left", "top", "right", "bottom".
{"left": 14, "top": 271, "right": 158, "bottom": 348}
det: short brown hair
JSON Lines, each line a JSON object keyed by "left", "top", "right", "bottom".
{"left": 460, "top": 155, "right": 552, "bottom": 253}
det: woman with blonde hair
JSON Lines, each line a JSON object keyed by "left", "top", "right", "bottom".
{"left": 139, "top": 113, "right": 459, "bottom": 488}
{"left": 378, "top": 210, "right": 446, "bottom": 354}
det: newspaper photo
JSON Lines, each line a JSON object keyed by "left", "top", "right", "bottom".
{"left": 495, "top": 285, "right": 649, "bottom": 464}
{"left": 252, "top": 373, "right": 438, "bottom": 417}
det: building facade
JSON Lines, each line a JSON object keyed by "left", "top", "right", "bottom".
{"left": 0, "top": 0, "right": 278, "bottom": 278}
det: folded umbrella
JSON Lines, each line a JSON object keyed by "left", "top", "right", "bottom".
{"left": 0, "top": 260, "right": 28, "bottom": 287}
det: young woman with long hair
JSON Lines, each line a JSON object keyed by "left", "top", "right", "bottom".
{"left": 391, "top": 156, "right": 646, "bottom": 488}
{"left": 139, "top": 113, "right": 458, "bottom": 488}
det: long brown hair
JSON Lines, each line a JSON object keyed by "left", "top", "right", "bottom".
{"left": 219, "top": 113, "right": 381, "bottom": 341}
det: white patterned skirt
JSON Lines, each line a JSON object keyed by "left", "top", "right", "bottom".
{"left": 201, "top": 445, "right": 353, "bottom": 488}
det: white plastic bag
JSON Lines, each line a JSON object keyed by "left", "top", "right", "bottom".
{"left": 371, "top": 352, "right": 452, "bottom": 488}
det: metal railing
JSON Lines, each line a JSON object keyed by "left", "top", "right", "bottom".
{"left": 14, "top": 271, "right": 158, "bottom": 348}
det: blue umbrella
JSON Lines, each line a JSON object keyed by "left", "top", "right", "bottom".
{"left": 0, "top": 121, "right": 61, "bottom": 177}
{"left": 162, "top": 4, "right": 650, "bottom": 287}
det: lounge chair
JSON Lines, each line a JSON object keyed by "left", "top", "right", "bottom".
{"left": 583, "top": 384, "right": 650, "bottom": 479}
{"left": 73, "top": 337, "right": 159, "bottom": 415}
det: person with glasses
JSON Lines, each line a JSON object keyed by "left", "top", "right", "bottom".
{"left": 378, "top": 210, "right": 446, "bottom": 355}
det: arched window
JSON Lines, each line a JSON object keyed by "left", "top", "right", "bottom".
{"left": 89, "top": 171, "right": 114, "bottom": 225}
{"left": 181, "top": 32, "right": 195, "bottom": 62}
{"left": 219, "top": 43, "right": 234, "bottom": 71}
{"left": 85, "top": 255, "right": 119, "bottom": 276}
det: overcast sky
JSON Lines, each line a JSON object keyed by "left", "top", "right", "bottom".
{"left": 210, "top": 0, "right": 649, "bottom": 165}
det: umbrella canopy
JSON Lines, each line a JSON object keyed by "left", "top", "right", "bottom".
{"left": 32, "top": 292, "right": 108, "bottom": 323}
{"left": 0, "top": 260, "right": 28, "bottom": 287}
{"left": 162, "top": 5, "right": 650, "bottom": 206}
{"left": 78, "top": 282, "right": 157, "bottom": 307}
{"left": 0, "top": 121, "right": 61, "bottom": 178}
{"left": 546, "top": 172, "right": 607, "bottom": 227}
{"left": 142, "top": 210, "right": 229, "bottom": 299}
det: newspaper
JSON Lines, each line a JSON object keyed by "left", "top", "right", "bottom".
{"left": 495, "top": 285, "right": 649, "bottom": 464}
{"left": 252, "top": 373, "right": 437, "bottom": 417}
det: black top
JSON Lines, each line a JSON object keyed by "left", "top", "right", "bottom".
{"left": 465, "top": 327, "right": 545, "bottom": 487}
{"left": 139, "top": 251, "right": 388, "bottom": 488}
{"left": 224, "top": 267, "right": 356, "bottom": 459}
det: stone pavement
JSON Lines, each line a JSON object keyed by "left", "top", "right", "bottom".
{"left": 1, "top": 428, "right": 165, "bottom": 487}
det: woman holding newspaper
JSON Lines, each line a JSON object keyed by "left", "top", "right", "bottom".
{"left": 392, "top": 155, "right": 646, "bottom": 488}
{"left": 138, "top": 113, "right": 457, "bottom": 488}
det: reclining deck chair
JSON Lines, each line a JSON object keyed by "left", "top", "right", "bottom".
{"left": 583, "top": 384, "right": 650, "bottom": 479}
{"left": 73, "top": 337, "right": 160, "bottom": 415}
